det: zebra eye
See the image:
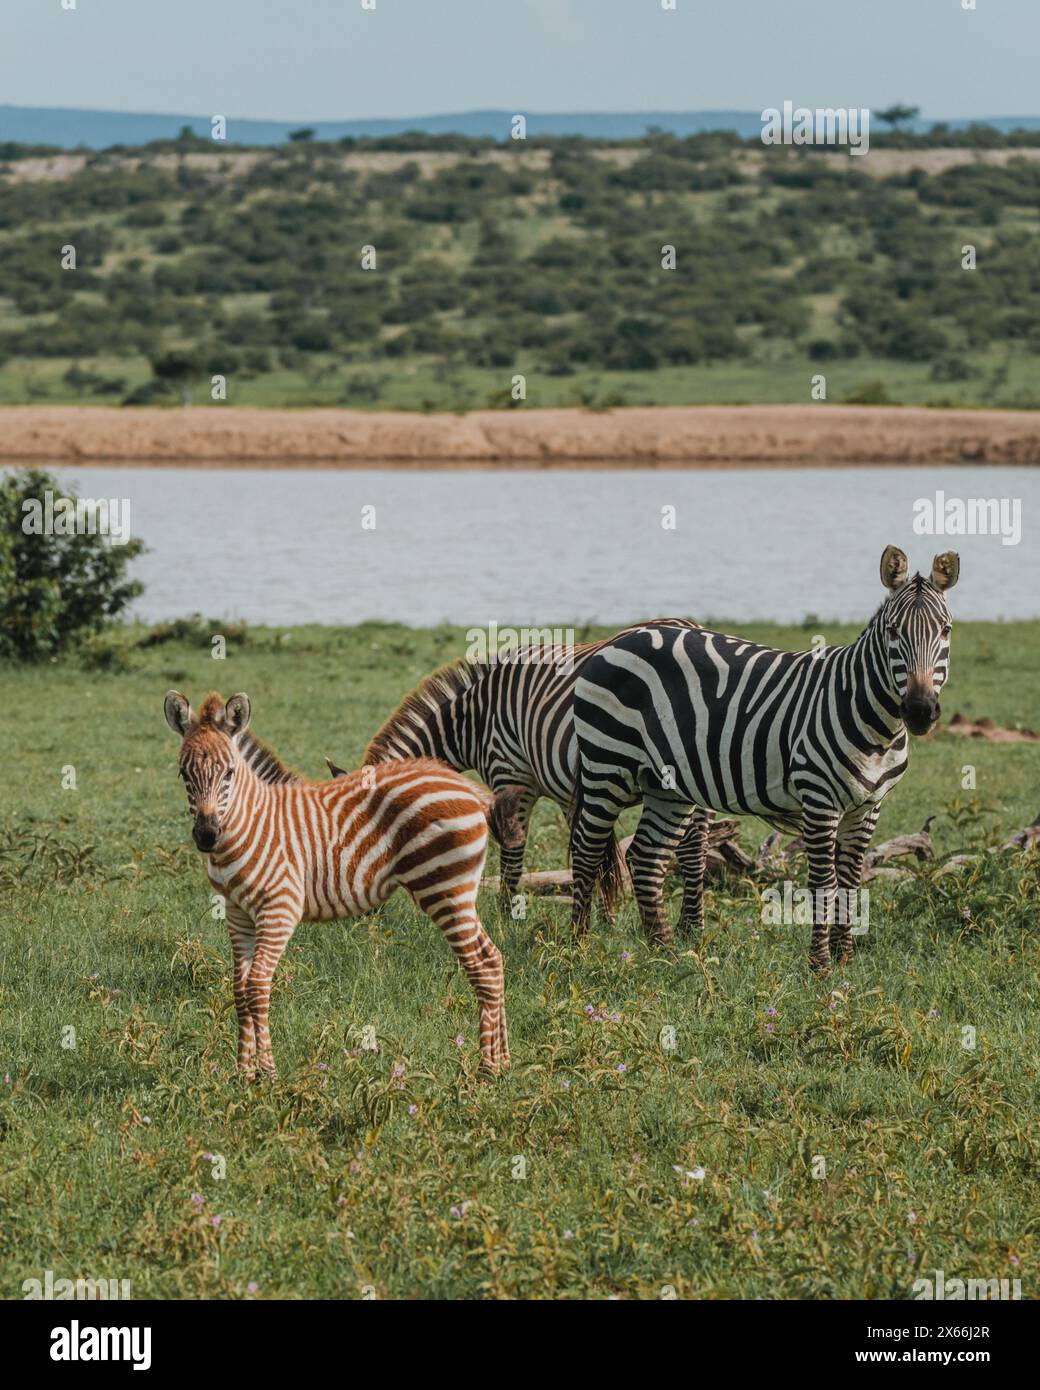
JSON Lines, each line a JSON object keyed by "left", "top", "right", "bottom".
{"left": 178, "top": 768, "right": 187, "bottom": 781}
{"left": 940, "top": 624, "right": 952, "bottom": 639}
{"left": 223, "top": 769, "right": 234, "bottom": 782}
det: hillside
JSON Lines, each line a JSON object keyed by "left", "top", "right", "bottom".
{"left": 5, "top": 104, "right": 1040, "bottom": 149}
{"left": 2, "top": 130, "right": 1040, "bottom": 413}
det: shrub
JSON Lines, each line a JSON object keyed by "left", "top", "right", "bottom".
{"left": 844, "top": 380, "right": 892, "bottom": 405}
{"left": 0, "top": 469, "right": 144, "bottom": 661}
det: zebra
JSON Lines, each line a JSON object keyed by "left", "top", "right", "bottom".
{"left": 568, "top": 547, "right": 960, "bottom": 968}
{"left": 363, "top": 620, "right": 709, "bottom": 914}
{"left": 164, "top": 690, "right": 508, "bottom": 1076}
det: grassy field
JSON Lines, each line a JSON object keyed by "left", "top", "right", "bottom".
{"left": 3, "top": 349, "right": 1039, "bottom": 413}
{"left": 1, "top": 619, "right": 1039, "bottom": 1299}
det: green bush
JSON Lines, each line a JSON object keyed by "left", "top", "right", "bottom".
{"left": 0, "top": 469, "right": 144, "bottom": 661}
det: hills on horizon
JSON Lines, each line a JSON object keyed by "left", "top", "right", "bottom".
{"left": 3, "top": 104, "right": 1040, "bottom": 150}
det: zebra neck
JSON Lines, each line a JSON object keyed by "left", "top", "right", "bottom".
{"left": 833, "top": 624, "right": 906, "bottom": 745}
{"left": 402, "top": 687, "right": 475, "bottom": 768}
{"left": 217, "top": 764, "right": 277, "bottom": 861}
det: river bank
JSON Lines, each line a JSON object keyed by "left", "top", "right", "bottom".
{"left": 2, "top": 403, "right": 1038, "bottom": 466}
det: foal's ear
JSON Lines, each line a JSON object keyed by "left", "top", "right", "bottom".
{"left": 880, "top": 544, "right": 910, "bottom": 592}
{"left": 225, "top": 693, "right": 252, "bottom": 735}
{"left": 931, "top": 551, "right": 960, "bottom": 592}
{"left": 164, "top": 690, "right": 194, "bottom": 737}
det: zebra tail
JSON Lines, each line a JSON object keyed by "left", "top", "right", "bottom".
{"left": 488, "top": 785, "right": 528, "bottom": 849}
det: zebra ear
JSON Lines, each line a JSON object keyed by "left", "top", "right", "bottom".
{"left": 164, "top": 690, "right": 194, "bottom": 737}
{"left": 931, "top": 551, "right": 960, "bottom": 592}
{"left": 225, "top": 693, "right": 251, "bottom": 735}
{"left": 880, "top": 545, "right": 910, "bottom": 592}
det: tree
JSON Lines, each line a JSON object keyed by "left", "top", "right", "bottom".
{"left": 288, "top": 128, "right": 316, "bottom": 143}
{"left": 0, "top": 470, "right": 144, "bottom": 661}
{"left": 149, "top": 349, "right": 206, "bottom": 405}
{"left": 876, "top": 104, "right": 921, "bottom": 132}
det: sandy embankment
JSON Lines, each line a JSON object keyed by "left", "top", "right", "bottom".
{"left": 1, "top": 404, "right": 1038, "bottom": 467}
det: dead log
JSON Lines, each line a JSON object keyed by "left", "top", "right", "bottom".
{"left": 756, "top": 831, "right": 785, "bottom": 870}
{"left": 1002, "top": 811, "right": 1040, "bottom": 850}
{"left": 862, "top": 864, "right": 914, "bottom": 883}
{"left": 483, "top": 869, "right": 573, "bottom": 894}
{"left": 864, "top": 815, "right": 935, "bottom": 867}
{"left": 943, "top": 713, "right": 1040, "bottom": 743}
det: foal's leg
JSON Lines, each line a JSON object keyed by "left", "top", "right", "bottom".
{"left": 246, "top": 907, "right": 299, "bottom": 1080}
{"left": 226, "top": 904, "right": 257, "bottom": 1078}
{"left": 416, "top": 885, "right": 508, "bottom": 1073}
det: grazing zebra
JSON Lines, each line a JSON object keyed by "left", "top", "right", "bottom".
{"left": 569, "top": 547, "right": 960, "bottom": 968}
{"left": 364, "top": 620, "right": 709, "bottom": 912}
{"left": 164, "top": 690, "right": 508, "bottom": 1076}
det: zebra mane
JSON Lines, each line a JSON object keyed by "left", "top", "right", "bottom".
{"left": 365, "top": 624, "right": 705, "bottom": 763}
{"left": 870, "top": 574, "right": 933, "bottom": 622}
{"left": 233, "top": 728, "right": 305, "bottom": 785}
{"left": 365, "top": 658, "right": 484, "bottom": 762}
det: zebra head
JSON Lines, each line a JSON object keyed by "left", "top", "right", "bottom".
{"left": 164, "top": 690, "right": 252, "bottom": 851}
{"left": 878, "top": 545, "right": 960, "bottom": 737}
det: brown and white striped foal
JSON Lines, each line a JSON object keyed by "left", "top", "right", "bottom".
{"left": 164, "top": 690, "right": 508, "bottom": 1077}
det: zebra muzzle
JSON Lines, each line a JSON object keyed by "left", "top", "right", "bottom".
{"left": 900, "top": 694, "right": 940, "bottom": 735}
{"left": 192, "top": 816, "right": 220, "bottom": 852}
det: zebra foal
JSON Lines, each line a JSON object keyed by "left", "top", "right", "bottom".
{"left": 569, "top": 547, "right": 960, "bottom": 968}
{"left": 165, "top": 690, "right": 507, "bottom": 1076}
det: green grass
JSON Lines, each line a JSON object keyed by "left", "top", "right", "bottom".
{"left": 3, "top": 349, "right": 1039, "bottom": 412}
{"left": 1, "top": 621, "right": 1039, "bottom": 1299}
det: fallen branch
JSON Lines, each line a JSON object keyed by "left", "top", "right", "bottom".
{"left": 942, "top": 713, "right": 1040, "bottom": 743}
{"left": 865, "top": 815, "right": 936, "bottom": 867}
{"left": 1003, "top": 811, "right": 1040, "bottom": 850}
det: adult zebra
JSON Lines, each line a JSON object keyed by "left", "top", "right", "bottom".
{"left": 363, "top": 621, "right": 709, "bottom": 915}
{"left": 569, "top": 547, "right": 960, "bottom": 968}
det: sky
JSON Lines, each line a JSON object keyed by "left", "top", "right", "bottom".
{"left": 1, "top": 0, "right": 1035, "bottom": 122}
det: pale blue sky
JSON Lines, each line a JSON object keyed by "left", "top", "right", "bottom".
{"left": 2, "top": 0, "right": 1034, "bottom": 121}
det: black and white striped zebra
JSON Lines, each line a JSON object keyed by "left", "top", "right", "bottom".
{"left": 568, "top": 547, "right": 960, "bottom": 968}
{"left": 363, "top": 621, "right": 707, "bottom": 909}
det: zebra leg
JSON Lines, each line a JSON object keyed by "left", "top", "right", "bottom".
{"left": 626, "top": 794, "right": 698, "bottom": 948}
{"left": 803, "top": 803, "right": 840, "bottom": 971}
{"left": 452, "top": 915, "right": 507, "bottom": 1073}
{"left": 227, "top": 904, "right": 257, "bottom": 1079}
{"left": 492, "top": 785, "right": 536, "bottom": 901}
{"left": 674, "top": 806, "right": 712, "bottom": 936}
{"left": 414, "top": 882, "right": 508, "bottom": 1074}
{"left": 569, "top": 797, "right": 625, "bottom": 935}
{"left": 246, "top": 909, "right": 298, "bottom": 1080}
{"left": 832, "top": 805, "right": 880, "bottom": 964}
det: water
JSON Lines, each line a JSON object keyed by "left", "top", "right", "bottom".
{"left": 12, "top": 464, "right": 1039, "bottom": 626}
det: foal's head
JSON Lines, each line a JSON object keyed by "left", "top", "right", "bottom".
{"left": 164, "top": 690, "right": 252, "bottom": 852}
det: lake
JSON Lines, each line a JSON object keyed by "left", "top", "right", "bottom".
{"left": 11, "top": 464, "right": 1038, "bottom": 626}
